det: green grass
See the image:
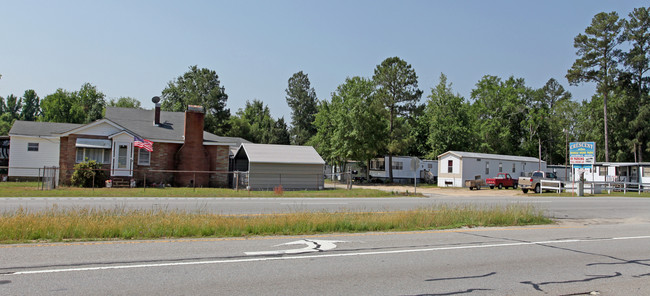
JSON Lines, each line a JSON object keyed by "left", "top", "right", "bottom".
{"left": 0, "top": 204, "right": 552, "bottom": 243}
{"left": 0, "top": 182, "right": 411, "bottom": 198}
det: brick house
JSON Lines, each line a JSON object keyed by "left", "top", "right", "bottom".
{"left": 9, "top": 104, "right": 248, "bottom": 187}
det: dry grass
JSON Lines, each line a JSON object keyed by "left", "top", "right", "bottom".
{"left": 0, "top": 204, "right": 551, "bottom": 243}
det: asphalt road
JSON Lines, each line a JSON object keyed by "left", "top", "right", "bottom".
{"left": 1, "top": 194, "right": 649, "bottom": 295}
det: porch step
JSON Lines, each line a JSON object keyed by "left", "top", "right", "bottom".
{"left": 110, "top": 177, "right": 131, "bottom": 188}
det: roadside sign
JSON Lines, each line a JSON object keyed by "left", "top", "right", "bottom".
{"left": 570, "top": 142, "right": 595, "bottom": 168}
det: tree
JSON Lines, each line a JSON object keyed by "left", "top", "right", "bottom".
{"left": 621, "top": 7, "right": 650, "bottom": 161}
{"left": 4, "top": 94, "right": 22, "bottom": 121}
{"left": 424, "top": 73, "right": 473, "bottom": 159}
{"left": 108, "top": 97, "right": 142, "bottom": 109}
{"left": 41, "top": 84, "right": 105, "bottom": 124}
{"left": 20, "top": 90, "right": 40, "bottom": 121}
{"left": 470, "top": 75, "right": 530, "bottom": 156}
{"left": 566, "top": 11, "right": 624, "bottom": 162}
{"left": 74, "top": 83, "right": 106, "bottom": 123}
{"left": 41, "top": 89, "right": 77, "bottom": 123}
{"left": 286, "top": 71, "right": 318, "bottom": 145}
{"left": 226, "top": 100, "right": 290, "bottom": 144}
{"left": 372, "top": 57, "right": 423, "bottom": 182}
{"left": 537, "top": 78, "right": 573, "bottom": 164}
{"left": 161, "top": 65, "right": 230, "bottom": 135}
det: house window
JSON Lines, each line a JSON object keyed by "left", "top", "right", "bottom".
{"left": 485, "top": 162, "right": 490, "bottom": 175}
{"left": 428, "top": 164, "right": 432, "bottom": 169}
{"left": 447, "top": 160, "right": 453, "bottom": 173}
{"left": 370, "top": 159, "right": 385, "bottom": 170}
{"left": 138, "top": 148, "right": 150, "bottom": 166}
{"left": 598, "top": 166, "right": 607, "bottom": 176}
{"left": 643, "top": 167, "right": 650, "bottom": 177}
{"left": 499, "top": 162, "right": 503, "bottom": 173}
{"left": 392, "top": 161, "right": 403, "bottom": 170}
{"left": 27, "top": 143, "right": 39, "bottom": 152}
{"left": 512, "top": 163, "right": 516, "bottom": 173}
{"left": 76, "top": 148, "right": 111, "bottom": 163}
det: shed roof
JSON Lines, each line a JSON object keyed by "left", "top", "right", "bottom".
{"left": 237, "top": 143, "right": 325, "bottom": 165}
{"left": 9, "top": 120, "right": 82, "bottom": 137}
{"left": 438, "top": 151, "right": 543, "bottom": 163}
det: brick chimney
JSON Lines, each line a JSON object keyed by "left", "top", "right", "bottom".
{"left": 175, "top": 105, "right": 210, "bottom": 187}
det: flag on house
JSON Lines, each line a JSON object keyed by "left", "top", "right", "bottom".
{"left": 134, "top": 136, "right": 153, "bottom": 152}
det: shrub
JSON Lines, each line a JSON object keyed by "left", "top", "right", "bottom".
{"left": 70, "top": 160, "right": 107, "bottom": 187}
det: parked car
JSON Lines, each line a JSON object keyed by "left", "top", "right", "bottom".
{"left": 518, "top": 171, "right": 559, "bottom": 194}
{"left": 485, "top": 173, "right": 518, "bottom": 189}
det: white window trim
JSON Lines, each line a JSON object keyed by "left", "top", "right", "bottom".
{"left": 27, "top": 143, "right": 39, "bottom": 152}
{"left": 76, "top": 148, "right": 111, "bottom": 164}
{"left": 137, "top": 148, "right": 151, "bottom": 166}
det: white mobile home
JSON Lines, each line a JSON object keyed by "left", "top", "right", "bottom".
{"left": 437, "top": 151, "right": 546, "bottom": 187}
{"left": 573, "top": 162, "right": 650, "bottom": 184}
{"left": 369, "top": 156, "right": 437, "bottom": 183}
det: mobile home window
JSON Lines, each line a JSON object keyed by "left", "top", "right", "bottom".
{"left": 138, "top": 148, "right": 150, "bottom": 166}
{"left": 499, "top": 162, "right": 503, "bottom": 173}
{"left": 512, "top": 163, "right": 516, "bottom": 173}
{"left": 27, "top": 143, "right": 39, "bottom": 152}
{"left": 598, "top": 166, "right": 607, "bottom": 176}
{"left": 644, "top": 167, "right": 650, "bottom": 177}
{"left": 447, "top": 160, "right": 453, "bottom": 173}
{"left": 485, "top": 162, "right": 490, "bottom": 175}
{"left": 392, "top": 161, "right": 403, "bottom": 170}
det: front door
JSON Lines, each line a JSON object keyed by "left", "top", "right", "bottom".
{"left": 111, "top": 142, "right": 132, "bottom": 176}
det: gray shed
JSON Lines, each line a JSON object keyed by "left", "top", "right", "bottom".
{"left": 233, "top": 143, "right": 325, "bottom": 190}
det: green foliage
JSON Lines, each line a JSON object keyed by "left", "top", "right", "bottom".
{"left": 226, "top": 100, "right": 290, "bottom": 144}
{"left": 108, "top": 97, "right": 142, "bottom": 109}
{"left": 70, "top": 160, "right": 107, "bottom": 188}
{"left": 161, "top": 65, "right": 230, "bottom": 135}
{"left": 313, "top": 77, "right": 387, "bottom": 178}
{"left": 286, "top": 71, "right": 319, "bottom": 145}
{"left": 373, "top": 57, "right": 422, "bottom": 181}
{"left": 20, "top": 90, "right": 40, "bottom": 121}
{"left": 566, "top": 11, "right": 624, "bottom": 161}
{"left": 424, "top": 73, "right": 473, "bottom": 159}
{"left": 41, "top": 84, "right": 106, "bottom": 124}
{"left": 470, "top": 75, "right": 530, "bottom": 155}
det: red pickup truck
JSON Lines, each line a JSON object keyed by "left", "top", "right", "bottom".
{"left": 485, "top": 173, "right": 518, "bottom": 189}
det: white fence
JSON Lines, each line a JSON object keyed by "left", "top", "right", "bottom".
{"left": 540, "top": 180, "right": 650, "bottom": 194}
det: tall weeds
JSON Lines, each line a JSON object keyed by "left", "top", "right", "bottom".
{"left": 0, "top": 205, "right": 551, "bottom": 243}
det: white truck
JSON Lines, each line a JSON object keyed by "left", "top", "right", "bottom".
{"left": 518, "top": 171, "right": 558, "bottom": 194}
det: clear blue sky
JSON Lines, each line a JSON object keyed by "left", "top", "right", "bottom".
{"left": 1, "top": 1, "right": 646, "bottom": 121}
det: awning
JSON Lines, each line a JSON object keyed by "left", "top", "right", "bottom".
{"left": 76, "top": 138, "right": 111, "bottom": 149}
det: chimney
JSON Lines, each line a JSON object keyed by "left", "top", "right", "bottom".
{"left": 175, "top": 105, "right": 210, "bottom": 187}
{"left": 152, "top": 96, "right": 161, "bottom": 126}
{"left": 183, "top": 105, "right": 204, "bottom": 145}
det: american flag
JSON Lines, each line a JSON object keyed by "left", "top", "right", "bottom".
{"left": 134, "top": 136, "right": 153, "bottom": 152}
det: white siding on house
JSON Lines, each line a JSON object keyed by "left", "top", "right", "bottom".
{"left": 437, "top": 151, "right": 546, "bottom": 187}
{"left": 68, "top": 122, "right": 121, "bottom": 137}
{"left": 9, "top": 136, "right": 61, "bottom": 177}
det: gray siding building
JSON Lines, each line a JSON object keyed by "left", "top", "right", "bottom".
{"left": 233, "top": 143, "right": 325, "bottom": 190}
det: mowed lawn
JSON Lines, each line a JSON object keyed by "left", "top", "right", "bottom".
{"left": 0, "top": 182, "right": 409, "bottom": 198}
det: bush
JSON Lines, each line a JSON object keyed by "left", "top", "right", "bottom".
{"left": 70, "top": 160, "right": 107, "bottom": 187}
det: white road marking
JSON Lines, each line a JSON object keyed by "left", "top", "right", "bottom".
{"left": 245, "top": 239, "right": 346, "bottom": 255}
{"left": 7, "top": 235, "right": 650, "bottom": 275}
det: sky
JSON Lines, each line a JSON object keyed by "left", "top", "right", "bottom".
{"left": 1, "top": 0, "right": 647, "bottom": 121}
